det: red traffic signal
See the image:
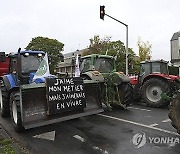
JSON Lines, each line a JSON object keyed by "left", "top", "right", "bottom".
{"left": 100, "top": 5, "right": 105, "bottom": 20}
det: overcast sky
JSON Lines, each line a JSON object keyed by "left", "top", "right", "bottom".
{"left": 0, "top": 0, "right": 179, "bottom": 60}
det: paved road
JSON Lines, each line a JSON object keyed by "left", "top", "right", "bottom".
{"left": 1, "top": 104, "right": 180, "bottom": 154}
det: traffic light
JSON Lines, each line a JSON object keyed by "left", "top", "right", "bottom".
{"left": 100, "top": 5, "right": 105, "bottom": 20}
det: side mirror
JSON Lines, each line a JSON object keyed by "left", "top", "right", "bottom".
{"left": 0, "top": 52, "right": 6, "bottom": 62}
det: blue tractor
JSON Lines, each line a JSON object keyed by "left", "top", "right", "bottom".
{"left": 0, "top": 49, "right": 103, "bottom": 131}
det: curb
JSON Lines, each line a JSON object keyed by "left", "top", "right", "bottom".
{"left": 0, "top": 125, "right": 28, "bottom": 154}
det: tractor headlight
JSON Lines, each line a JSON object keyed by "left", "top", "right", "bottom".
{"left": 24, "top": 53, "right": 29, "bottom": 57}
{"left": 38, "top": 53, "right": 43, "bottom": 57}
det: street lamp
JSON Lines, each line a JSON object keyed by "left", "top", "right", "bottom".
{"left": 100, "top": 6, "right": 129, "bottom": 75}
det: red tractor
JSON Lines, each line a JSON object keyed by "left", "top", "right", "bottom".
{"left": 130, "top": 59, "right": 180, "bottom": 107}
{"left": 0, "top": 52, "right": 9, "bottom": 76}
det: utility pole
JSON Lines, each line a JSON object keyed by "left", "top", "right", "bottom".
{"left": 100, "top": 5, "right": 129, "bottom": 75}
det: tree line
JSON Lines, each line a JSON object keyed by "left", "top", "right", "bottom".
{"left": 25, "top": 35, "right": 152, "bottom": 74}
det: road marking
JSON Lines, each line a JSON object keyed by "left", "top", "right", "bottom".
{"left": 149, "top": 123, "right": 159, "bottom": 127}
{"left": 33, "top": 131, "right": 56, "bottom": 141}
{"left": 127, "top": 107, "right": 151, "bottom": 112}
{"left": 93, "top": 146, "right": 109, "bottom": 154}
{"left": 73, "top": 135, "right": 109, "bottom": 153}
{"left": 162, "top": 119, "right": 171, "bottom": 123}
{"left": 73, "top": 135, "right": 86, "bottom": 142}
{"left": 98, "top": 114, "right": 179, "bottom": 136}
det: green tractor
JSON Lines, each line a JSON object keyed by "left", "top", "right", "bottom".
{"left": 79, "top": 54, "right": 133, "bottom": 109}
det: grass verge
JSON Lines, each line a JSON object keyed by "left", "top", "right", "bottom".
{"left": 0, "top": 135, "right": 16, "bottom": 154}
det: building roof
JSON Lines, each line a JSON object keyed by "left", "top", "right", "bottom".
{"left": 140, "top": 59, "right": 168, "bottom": 64}
{"left": 171, "top": 31, "right": 180, "bottom": 41}
{"left": 57, "top": 49, "right": 88, "bottom": 68}
{"left": 63, "top": 49, "right": 88, "bottom": 58}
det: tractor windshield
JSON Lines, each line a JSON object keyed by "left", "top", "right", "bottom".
{"left": 160, "top": 63, "right": 169, "bottom": 74}
{"left": 80, "top": 57, "right": 91, "bottom": 73}
{"left": 21, "top": 54, "right": 44, "bottom": 73}
{"left": 140, "top": 62, "right": 169, "bottom": 76}
{"left": 152, "top": 62, "right": 168, "bottom": 74}
{"left": 94, "top": 57, "right": 114, "bottom": 73}
{"left": 152, "top": 62, "right": 161, "bottom": 73}
{"left": 140, "top": 63, "right": 151, "bottom": 76}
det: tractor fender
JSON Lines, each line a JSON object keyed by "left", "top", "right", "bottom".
{"left": 81, "top": 71, "right": 104, "bottom": 82}
{"left": 110, "top": 72, "right": 130, "bottom": 85}
{"left": 0, "top": 74, "right": 17, "bottom": 91}
{"left": 9, "top": 87, "right": 20, "bottom": 95}
{"left": 142, "top": 74, "right": 170, "bottom": 85}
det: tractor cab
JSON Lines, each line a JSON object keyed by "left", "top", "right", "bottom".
{"left": 19, "top": 51, "right": 44, "bottom": 74}
{"left": 139, "top": 60, "right": 169, "bottom": 84}
{"left": 8, "top": 49, "right": 45, "bottom": 84}
{"left": 80, "top": 54, "right": 115, "bottom": 73}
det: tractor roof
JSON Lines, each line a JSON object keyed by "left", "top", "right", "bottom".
{"left": 82, "top": 54, "right": 114, "bottom": 59}
{"left": 20, "top": 50, "right": 45, "bottom": 54}
{"left": 140, "top": 59, "right": 168, "bottom": 64}
{"left": 8, "top": 50, "right": 45, "bottom": 57}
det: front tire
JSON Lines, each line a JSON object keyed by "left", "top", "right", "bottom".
{"left": 0, "top": 80, "right": 10, "bottom": 117}
{"left": 169, "top": 91, "right": 180, "bottom": 134}
{"left": 142, "top": 78, "right": 171, "bottom": 107}
{"left": 10, "top": 92, "right": 24, "bottom": 132}
{"left": 118, "top": 82, "right": 133, "bottom": 107}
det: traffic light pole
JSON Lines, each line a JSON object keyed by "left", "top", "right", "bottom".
{"left": 105, "top": 14, "right": 129, "bottom": 75}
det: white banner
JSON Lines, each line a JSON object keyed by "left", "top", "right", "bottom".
{"left": 74, "top": 54, "right": 80, "bottom": 77}
{"left": 33, "top": 53, "right": 50, "bottom": 80}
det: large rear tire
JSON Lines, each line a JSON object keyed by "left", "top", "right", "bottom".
{"left": 10, "top": 92, "right": 24, "bottom": 132}
{"left": 0, "top": 80, "right": 10, "bottom": 117}
{"left": 118, "top": 82, "right": 133, "bottom": 107}
{"left": 142, "top": 78, "right": 171, "bottom": 107}
{"left": 133, "top": 84, "right": 142, "bottom": 102}
{"left": 169, "top": 91, "right": 180, "bottom": 134}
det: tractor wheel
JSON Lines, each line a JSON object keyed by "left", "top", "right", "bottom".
{"left": 10, "top": 92, "right": 24, "bottom": 132}
{"left": 169, "top": 91, "right": 180, "bottom": 134}
{"left": 142, "top": 78, "right": 171, "bottom": 107}
{"left": 0, "top": 81, "right": 10, "bottom": 117}
{"left": 133, "top": 84, "right": 142, "bottom": 102}
{"left": 118, "top": 82, "right": 133, "bottom": 107}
